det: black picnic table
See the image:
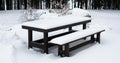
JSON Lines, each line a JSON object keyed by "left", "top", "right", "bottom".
{"left": 22, "top": 17, "right": 91, "bottom": 54}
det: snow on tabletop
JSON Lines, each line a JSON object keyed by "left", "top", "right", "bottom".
{"left": 22, "top": 16, "right": 91, "bottom": 29}
{"left": 50, "top": 28, "right": 105, "bottom": 45}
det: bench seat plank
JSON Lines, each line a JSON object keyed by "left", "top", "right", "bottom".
{"left": 50, "top": 28, "right": 105, "bottom": 45}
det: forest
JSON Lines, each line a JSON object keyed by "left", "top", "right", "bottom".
{"left": 0, "top": 0, "right": 120, "bottom": 10}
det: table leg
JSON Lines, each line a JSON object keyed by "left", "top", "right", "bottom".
{"left": 96, "top": 32, "right": 101, "bottom": 43}
{"left": 83, "top": 23, "right": 87, "bottom": 39}
{"left": 69, "top": 26, "right": 72, "bottom": 32}
{"left": 83, "top": 23, "right": 87, "bottom": 29}
{"left": 44, "top": 32, "right": 49, "bottom": 54}
{"left": 28, "top": 30, "right": 32, "bottom": 49}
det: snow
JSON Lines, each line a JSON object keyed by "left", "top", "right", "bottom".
{"left": 71, "top": 8, "right": 91, "bottom": 17}
{"left": 22, "top": 16, "right": 91, "bottom": 29}
{"left": 17, "top": 8, "right": 91, "bottom": 42}
{"left": 0, "top": 8, "right": 120, "bottom": 63}
{"left": 0, "top": 44, "right": 14, "bottom": 63}
{"left": 50, "top": 28, "right": 105, "bottom": 45}
{"left": 13, "top": 24, "right": 69, "bottom": 42}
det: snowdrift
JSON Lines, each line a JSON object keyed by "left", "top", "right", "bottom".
{"left": 0, "top": 44, "right": 14, "bottom": 63}
{"left": 14, "top": 8, "right": 91, "bottom": 42}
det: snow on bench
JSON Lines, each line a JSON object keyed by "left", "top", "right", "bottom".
{"left": 50, "top": 28, "right": 105, "bottom": 57}
{"left": 50, "top": 28, "right": 105, "bottom": 45}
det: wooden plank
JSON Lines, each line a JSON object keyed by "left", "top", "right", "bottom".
{"left": 31, "top": 30, "right": 76, "bottom": 50}
{"left": 22, "top": 25, "right": 47, "bottom": 32}
{"left": 22, "top": 20, "right": 91, "bottom": 32}
{"left": 33, "top": 30, "right": 77, "bottom": 43}
{"left": 31, "top": 42, "right": 44, "bottom": 49}
{"left": 60, "top": 30, "right": 105, "bottom": 45}
{"left": 47, "top": 20, "right": 91, "bottom": 32}
{"left": 69, "top": 40, "right": 94, "bottom": 52}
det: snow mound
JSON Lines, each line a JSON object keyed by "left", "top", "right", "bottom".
{"left": 0, "top": 10, "right": 23, "bottom": 25}
{"left": 13, "top": 24, "right": 43, "bottom": 42}
{"left": 0, "top": 44, "right": 14, "bottom": 63}
{"left": 71, "top": 8, "right": 91, "bottom": 17}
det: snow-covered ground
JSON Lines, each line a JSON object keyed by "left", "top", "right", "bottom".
{"left": 0, "top": 9, "right": 120, "bottom": 63}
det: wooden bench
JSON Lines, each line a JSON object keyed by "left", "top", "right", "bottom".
{"left": 50, "top": 28, "right": 105, "bottom": 57}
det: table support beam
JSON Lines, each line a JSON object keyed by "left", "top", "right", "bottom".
{"left": 83, "top": 23, "right": 87, "bottom": 29}
{"left": 28, "top": 30, "right": 32, "bottom": 49}
{"left": 44, "top": 32, "right": 49, "bottom": 54}
{"left": 69, "top": 26, "right": 72, "bottom": 32}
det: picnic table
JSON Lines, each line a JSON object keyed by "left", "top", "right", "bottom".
{"left": 22, "top": 16, "right": 91, "bottom": 54}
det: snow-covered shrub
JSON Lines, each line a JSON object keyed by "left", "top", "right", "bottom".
{"left": 57, "top": 2, "right": 72, "bottom": 16}
{"left": 71, "top": 8, "right": 91, "bottom": 18}
{"left": 57, "top": 7, "right": 91, "bottom": 17}
{"left": 20, "top": 9, "right": 46, "bottom": 22}
{"left": 39, "top": 10, "right": 58, "bottom": 19}
{"left": 24, "top": 8, "right": 39, "bottom": 21}
{"left": 35, "top": 10, "right": 46, "bottom": 18}
{"left": 58, "top": 9, "right": 72, "bottom": 16}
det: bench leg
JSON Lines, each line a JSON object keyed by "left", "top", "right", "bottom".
{"left": 69, "top": 26, "right": 72, "bottom": 32}
{"left": 83, "top": 23, "right": 87, "bottom": 29}
{"left": 96, "top": 33, "right": 101, "bottom": 44}
{"left": 91, "top": 35, "right": 95, "bottom": 43}
{"left": 64, "top": 44, "right": 70, "bottom": 57}
{"left": 58, "top": 45, "right": 63, "bottom": 57}
{"left": 83, "top": 23, "right": 87, "bottom": 40}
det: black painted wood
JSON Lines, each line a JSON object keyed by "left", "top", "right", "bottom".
{"left": 28, "top": 30, "right": 32, "bottom": 49}
{"left": 33, "top": 30, "right": 76, "bottom": 43}
{"left": 65, "top": 43, "right": 70, "bottom": 57}
{"left": 69, "top": 26, "right": 72, "bottom": 32}
{"left": 47, "top": 20, "right": 91, "bottom": 32}
{"left": 22, "top": 25, "right": 47, "bottom": 32}
{"left": 83, "top": 23, "right": 87, "bottom": 29}
{"left": 96, "top": 32, "right": 101, "bottom": 43}
{"left": 22, "top": 20, "right": 91, "bottom": 54}
{"left": 29, "top": 30, "right": 76, "bottom": 51}
{"left": 57, "top": 30, "right": 105, "bottom": 57}
{"left": 91, "top": 35, "right": 95, "bottom": 42}
{"left": 44, "top": 32, "right": 49, "bottom": 54}
{"left": 69, "top": 40, "right": 94, "bottom": 52}
{"left": 58, "top": 45, "right": 63, "bottom": 57}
